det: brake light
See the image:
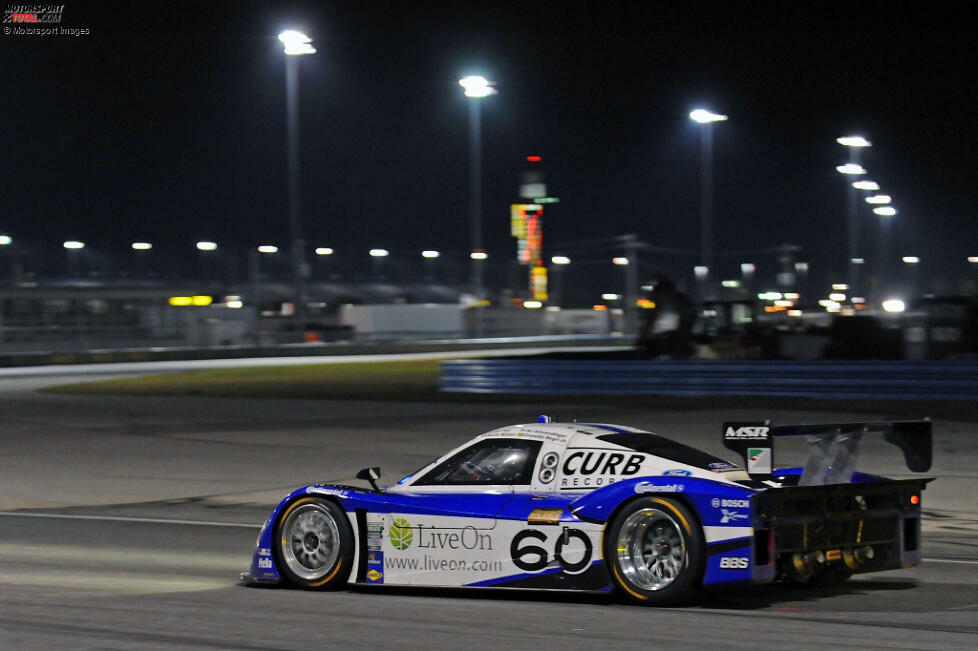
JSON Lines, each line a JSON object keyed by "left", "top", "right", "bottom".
{"left": 910, "top": 494, "right": 920, "bottom": 505}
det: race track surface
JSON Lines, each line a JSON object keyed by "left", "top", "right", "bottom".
{"left": 1, "top": 368, "right": 976, "bottom": 649}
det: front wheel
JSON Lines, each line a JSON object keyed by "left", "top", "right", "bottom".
{"left": 275, "top": 497, "right": 354, "bottom": 589}
{"left": 605, "top": 497, "right": 704, "bottom": 606}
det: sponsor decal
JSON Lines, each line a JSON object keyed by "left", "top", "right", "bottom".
{"left": 390, "top": 518, "right": 414, "bottom": 551}
{"left": 306, "top": 486, "right": 347, "bottom": 498}
{"left": 720, "top": 509, "right": 748, "bottom": 524}
{"left": 663, "top": 469, "right": 692, "bottom": 477}
{"left": 711, "top": 498, "right": 750, "bottom": 508}
{"left": 258, "top": 557, "right": 273, "bottom": 569}
{"left": 719, "top": 556, "right": 750, "bottom": 569}
{"left": 416, "top": 525, "right": 493, "bottom": 551}
{"left": 367, "top": 551, "right": 384, "bottom": 583}
{"left": 559, "top": 450, "right": 646, "bottom": 487}
{"left": 527, "top": 507, "right": 563, "bottom": 525}
{"left": 634, "top": 482, "right": 685, "bottom": 493}
{"left": 367, "top": 522, "right": 384, "bottom": 551}
{"left": 539, "top": 451, "right": 560, "bottom": 483}
{"left": 389, "top": 519, "right": 493, "bottom": 552}
{"left": 747, "top": 447, "right": 772, "bottom": 474}
{"left": 511, "top": 528, "right": 593, "bottom": 575}
{"left": 384, "top": 555, "right": 504, "bottom": 574}
{"left": 562, "top": 451, "right": 645, "bottom": 476}
{"left": 724, "top": 426, "right": 769, "bottom": 440}
{"left": 709, "top": 462, "right": 735, "bottom": 469}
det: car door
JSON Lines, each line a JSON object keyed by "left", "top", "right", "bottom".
{"left": 377, "top": 437, "right": 542, "bottom": 586}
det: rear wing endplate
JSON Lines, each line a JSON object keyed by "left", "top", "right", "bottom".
{"left": 722, "top": 419, "right": 932, "bottom": 485}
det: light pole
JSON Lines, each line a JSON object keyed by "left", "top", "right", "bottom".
{"left": 196, "top": 240, "right": 217, "bottom": 281}
{"left": 689, "top": 108, "right": 727, "bottom": 301}
{"left": 550, "top": 256, "right": 570, "bottom": 307}
{"left": 459, "top": 75, "right": 496, "bottom": 299}
{"left": 871, "top": 201, "right": 896, "bottom": 300}
{"left": 63, "top": 240, "right": 85, "bottom": 277}
{"left": 279, "top": 29, "right": 316, "bottom": 341}
{"left": 131, "top": 241, "right": 152, "bottom": 278}
{"left": 836, "top": 135, "right": 871, "bottom": 297}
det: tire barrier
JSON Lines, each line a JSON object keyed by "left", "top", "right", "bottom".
{"left": 440, "top": 359, "right": 978, "bottom": 401}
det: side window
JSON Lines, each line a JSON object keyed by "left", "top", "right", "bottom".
{"left": 413, "top": 439, "right": 542, "bottom": 486}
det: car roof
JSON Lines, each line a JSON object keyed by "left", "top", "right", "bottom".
{"left": 477, "top": 422, "right": 651, "bottom": 449}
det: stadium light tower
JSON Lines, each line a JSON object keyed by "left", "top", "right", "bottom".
{"left": 459, "top": 75, "right": 497, "bottom": 299}
{"left": 279, "top": 29, "right": 315, "bottom": 341}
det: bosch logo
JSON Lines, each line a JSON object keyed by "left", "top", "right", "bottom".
{"left": 716, "top": 498, "right": 749, "bottom": 508}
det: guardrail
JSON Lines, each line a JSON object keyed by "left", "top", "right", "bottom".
{"left": 440, "top": 359, "right": 978, "bottom": 401}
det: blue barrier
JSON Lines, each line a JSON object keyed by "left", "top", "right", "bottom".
{"left": 440, "top": 359, "right": 978, "bottom": 401}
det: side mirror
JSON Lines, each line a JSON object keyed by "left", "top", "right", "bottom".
{"left": 356, "top": 467, "right": 382, "bottom": 492}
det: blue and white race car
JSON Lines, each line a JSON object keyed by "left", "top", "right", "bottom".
{"left": 242, "top": 417, "right": 932, "bottom": 605}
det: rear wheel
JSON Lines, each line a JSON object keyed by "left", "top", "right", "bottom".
{"left": 275, "top": 497, "right": 354, "bottom": 589}
{"left": 605, "top": 497, "right": 704, "bottom": 606}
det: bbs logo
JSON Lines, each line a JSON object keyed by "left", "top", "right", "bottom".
{"left": 719, "top": 557, "right": 749, "bottom": 569}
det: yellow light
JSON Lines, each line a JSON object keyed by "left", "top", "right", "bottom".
{"left": 169, "top": 296, "right": 193, "bottom": 306}
{"left": 593, "top": 305, "right": 608, "bottom": 311}
{"left": 192, "top": 296, "right": 213, "bottom": 306}
{"left": 636, "top": 299, "right": 656, "bottom": 309}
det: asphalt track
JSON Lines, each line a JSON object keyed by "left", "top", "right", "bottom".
{"left": 1, "top": 358, "right": 977, "bottom": 649}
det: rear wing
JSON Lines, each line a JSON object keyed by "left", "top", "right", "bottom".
{"left": 722, "top": 419, "right": 932, "bottom": 485}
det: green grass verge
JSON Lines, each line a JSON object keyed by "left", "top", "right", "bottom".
{"left": 43, "top": 359, "right": 443, "bottom": 401}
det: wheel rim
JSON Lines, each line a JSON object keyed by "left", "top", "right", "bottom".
{"left": 616, "top": 507, "right": 687, "bottom": 591}
{"left": 280, "top": 503, "right": 341, "bottom": 581}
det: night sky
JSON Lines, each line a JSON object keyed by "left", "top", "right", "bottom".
{"left": 3, "top": 1, "right": 976, "bottom": 294}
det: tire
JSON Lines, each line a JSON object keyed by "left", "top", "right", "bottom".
{"left": 605, "top": 497, "right": 705, "bottom": 606}
{"left": 275, "top": 497, "right": 354, "bottom": 590}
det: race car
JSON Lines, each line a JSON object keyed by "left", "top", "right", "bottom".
{"left": 242, "top": 417, "right": 932, "bottom": 605}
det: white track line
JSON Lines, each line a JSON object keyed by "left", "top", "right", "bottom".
{"left": 0, "top": 511, "right": 261, "bottom": 528}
